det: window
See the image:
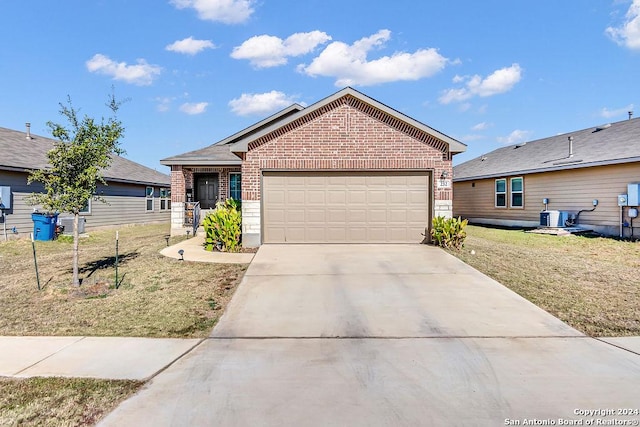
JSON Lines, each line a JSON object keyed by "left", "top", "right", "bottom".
{"left": 510, "top": 177, "right": 523, "bottom": 208}
{"left": 160, "top": 188, "right": 171, "bottom": 211}
{"left": 229, "top": 173, "right": 241, "bottom": 201}
{"left": 80, "top": 199, "right": 91, "bottom": 214}
{"left": 495, "top": 179, "right": 506, "bottom": 208}
{"left": 146, "top": 186, "right": 154, "bottom": 211}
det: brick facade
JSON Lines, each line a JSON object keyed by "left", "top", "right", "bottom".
{"left": 242, "top": 100, "right": 452, "bottom": 203}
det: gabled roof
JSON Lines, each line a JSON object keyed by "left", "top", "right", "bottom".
{"left": 0, "top": 126, "right": 170, "bottom": 186}
{"left": 454, "top": 117, "right": 640, "bottom": 182}
{"left": 230, "top": 87, "right": 467, "bottom": 154}
{"left": 160, "top": 104, "right": 303, "bottom": 166}
{"left": 161, "top": 87, "right": 466, "bottom": 166}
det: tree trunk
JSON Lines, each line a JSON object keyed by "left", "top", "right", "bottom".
{"left": 72, "top": 213, "right": 80, "bottom": 287}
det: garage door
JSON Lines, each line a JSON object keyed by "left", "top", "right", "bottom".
{"left": 263, "top": 171, "right": 430, "bottom": 243}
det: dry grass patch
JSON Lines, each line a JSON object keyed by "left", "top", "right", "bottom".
{"left": 0, "top": 224, "right": 247, "bottom": 337}
{"left": 451, "top": 225, "right": 640, "bottom": 337}
{"left": 0, "top": 377, "right": 142, "bottom": 426}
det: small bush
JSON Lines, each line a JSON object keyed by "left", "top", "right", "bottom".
{"left": 431, "top": 216, "right": 468, "bottom": 250}
{"left": 202, "top": 198, "right": 242, "bottom": 252}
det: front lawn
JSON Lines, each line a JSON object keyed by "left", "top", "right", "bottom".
{"left": 451, "top": 225, "right": 640, "bottom": 337}
{"left": 0, "top": 224, "right": 247, "bottom": 337}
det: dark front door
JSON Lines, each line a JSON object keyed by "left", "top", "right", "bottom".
{"left": 196, "top": 175, "right": 219, "bottom": 209}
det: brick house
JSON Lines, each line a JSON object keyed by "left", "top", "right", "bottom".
{"left": 161, "top": 87, "right": 466, "bottom": 246}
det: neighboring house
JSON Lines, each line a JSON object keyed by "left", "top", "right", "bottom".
{"left": 453, "top": 117, "right": 640, "bottom": 237}
{"left": 0, "top": 125, "right": 171, "bottom": 238}
{"left": 161, "top": 87, "right": 466, "bottom": 246}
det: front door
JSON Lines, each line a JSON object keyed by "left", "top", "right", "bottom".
{"left": 196, "top": 175, "right": 219, "bottom": 209}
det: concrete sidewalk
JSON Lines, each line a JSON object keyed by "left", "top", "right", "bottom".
{"left": 0, "top": 336, "right": 201, "bottom": 380}
{"left": 160, "top": 233, "right": 254, "bottom": 264}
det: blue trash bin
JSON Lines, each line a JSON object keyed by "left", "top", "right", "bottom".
{"left": 32, "top": 212, "right": 59, "bottom": 241}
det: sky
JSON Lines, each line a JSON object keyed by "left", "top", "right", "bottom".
{"left": 1, "top": 1, "right": 639, "bottom": 172}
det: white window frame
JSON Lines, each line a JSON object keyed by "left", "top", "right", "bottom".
{"left": 510, "top": 177, "right": 524, "bottom": 208}
{"left": 79, "top": 198, "right": 92, "bottom": 215}
{"left": 229, "top": 172, "right": 242, "bottom": 201}
{"left": 495, "top": 179, "right": 507, "bottom": 208}
{"left": 146, "top": 186, "right": 154, "bottom": 212}
{"left": 159, "top": 188, "right": 171, "bottom": 211}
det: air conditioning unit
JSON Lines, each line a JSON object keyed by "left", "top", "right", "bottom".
{"left": 540, "top": 210, "right": 570, "bottom": 227}
{"left": 59, "top": 217, "right": 86, "bottom": 235}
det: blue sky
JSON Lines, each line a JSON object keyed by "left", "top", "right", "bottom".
{"left": 1, "top": 1, "right": 639, "bottom": 172}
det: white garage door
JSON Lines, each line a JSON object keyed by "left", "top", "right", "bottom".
{"left": 262, "top": 171, "right": 430, "bottom": 243}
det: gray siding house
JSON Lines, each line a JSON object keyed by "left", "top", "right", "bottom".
{"left": 0, "top": 125, "right": 171, "bottom": 239}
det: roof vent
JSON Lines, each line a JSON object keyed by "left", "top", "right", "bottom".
{"left": 593, "top": 123, "right": 611, "bottom": 132}
{"left": 630, "top": 111, "right": 634, "bottom": 120}
{"left": 515, "top": 142, "right": 526, "bottom": 148}
{"left": 480, "top": 155, "right": 487, "bottom": 161}
{"left": 25, "top": 122, "right": 32, "bottom": 140}
{"left": 568, "top": 136, "right": 574, "bottom": 158}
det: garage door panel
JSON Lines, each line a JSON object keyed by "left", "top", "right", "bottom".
{"left": 389, "top": 190, "right": 407, "bottom": 203}
{"left": 327, "top": 228, "right": 346, "bottom": 241}
{"left": 408, "top": 190, "right": 428, "bottom": 203}
{"left": 327, "top": 209, "right": 347, "bottom": 222}
{"left": 389, "top": 210, "right": 407, "bottom": 223}
{"left": 287, "top": 209, "right": 305, "bottom": 223}
{"left": 348, "top": 190, "right": 366, "bottom": 204}
{"left": 368, "top": 209, "right": 387, "bottom": 223}
{"left": 327, "top": 190, "right": 346, "bottom": 204}
{"left": 306, "top": 190, "right": 325, "bottom": 205}
{"left": 306, "top": 209, "right": 325, "bottom": 222}
{"left": 368, "top": 191, "right": 387, "bottom": 204}
{"left": 263, "top": 172, "right": 430, "bottom": 243}
{"left": 346, "top": 209, "right": 367, "bottom": 222}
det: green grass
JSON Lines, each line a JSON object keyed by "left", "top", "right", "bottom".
{"left": 451, "top": 225, "right": 640, "bottom": 337}
{"left": 0, "top": 224, "right": 247, "bottom": 338}
{"left": 0, "top": 377, "right": 142, "bottom": 426}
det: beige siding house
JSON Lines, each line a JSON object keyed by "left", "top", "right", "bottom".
{"left": 162, "top": 87, "right": 466, "bottom": 246}
{"left": 0, "top": 126, "right": 171, "bottom": 239}
{"left": 453, "top": 118, "right": 640, "bottom": 237}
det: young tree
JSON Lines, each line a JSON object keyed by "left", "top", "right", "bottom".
{"left": 28, "top": 94, "right": 125, "bottom": 287}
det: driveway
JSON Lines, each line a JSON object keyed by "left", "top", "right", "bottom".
{"left": 100, "top": 244, "right": 640, "bottom": 426}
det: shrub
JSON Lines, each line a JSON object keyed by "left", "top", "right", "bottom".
{"left": 202, "top": 198, "right": 242, "bottom": 252}
{"left": 430, "top": 216, "right": 468, "bottom": 250}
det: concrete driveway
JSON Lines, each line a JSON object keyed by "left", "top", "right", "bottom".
{"left": 100, "top": 244, "right": 640, "bottom": 426}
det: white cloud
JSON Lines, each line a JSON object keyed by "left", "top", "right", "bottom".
{"left": 179, "top": 102, "right": 209, "bottom": 115}
{"left": 166, "top": 37, "right": 216, "bottom": 55}
{"left": 599, "top": 104, "right": 634, "bottom": 118}
{"left": 472, "top": 122, "right": 491, "bottom": 131}
{"left": 231, "top": 31, "right": 331, "bottom": 68}
{"left": 439, "top": 64, "right": 522, "bottom": 104}
{"left": 228, "top": 91, "right": 298, "bottom": 116}
{"left": 606, "top": 0, "right": 640, "bottom": 50}
{"left": 156, "top": 97, "right": 174, "bottom": 112}
{"left": 497, "top": 129, "right": 532, "bottom": 145}
{"left": 170, "top": 0, "right": 255, "bottom": 24}
{"left": 299, "top": 29, "right": 449, "bottom": 86}
{"left": 86, "top": 54, "right": 161, "bottom": 86}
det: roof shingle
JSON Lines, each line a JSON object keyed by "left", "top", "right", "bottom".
{"left": 454, "top": 117, "right": 640, "bottom": 181}
{"left": 0, "top": 126, "right": 170, "bottom": 186}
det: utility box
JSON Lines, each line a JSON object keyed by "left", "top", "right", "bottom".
{"left": 59, "top": 217, "right": 86, "bottom": 235}
{"left": 628, "top": 183, "right": 640, "bottom": 206}
{"left": 618, "top": 194, "right": 629, "bottom": 206}
{"left": 0, "top": 186, "right": 10, "bottom": 209}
